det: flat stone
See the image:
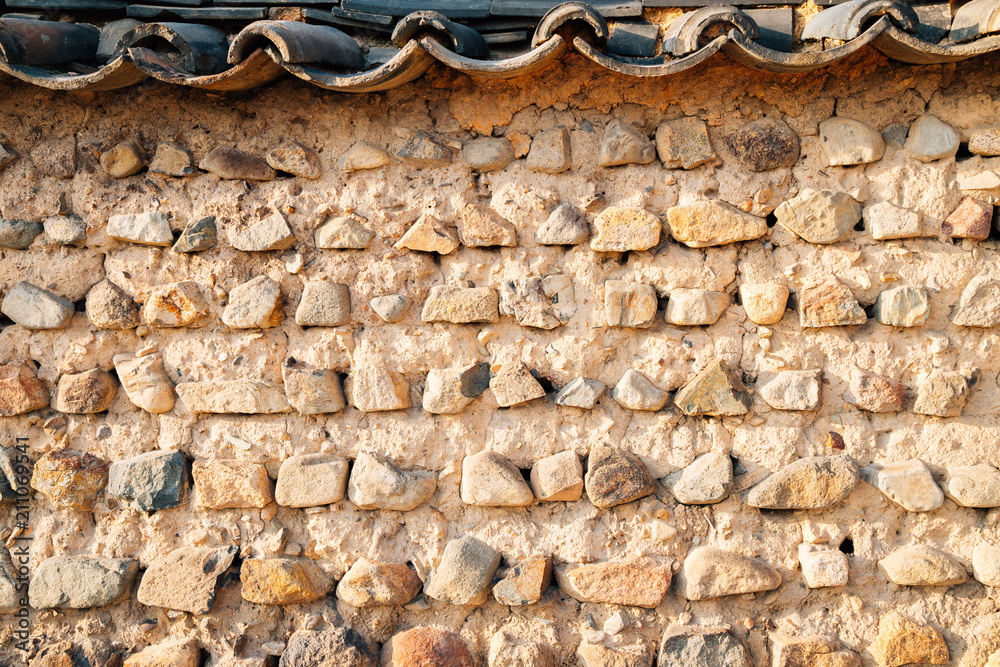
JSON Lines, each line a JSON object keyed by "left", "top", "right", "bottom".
{"left": 31, "top": 449, "right": 108, "bottom": 511}
{"left": 970, "top": 127, "right": 1000, "bottom": 155}
{"left": 489, "top": 362, "right": 546, "bottom": 407}
{"left": 199, "top": 146, "right": 275, "bottom": 180}
{"left": 397, "top": 215, "right": 460, "bottom": 254}
{"left": 488, "top": 632, "right": 553, "bottom": 667}
{"left": 536, "top": 203, "right": 589, "bottom": 245}
{"left": 240, "top": 557, "right": 332, "bottom": 604}
{"left": 193, "top": 459, "right": 273, "bottom": 509}
{"left": 860, "top": 460, "right": 944, "bottom": 512}
{"left": 222, "top": 276, "right": 283, "bottom": 329}
{"left": 973, "top": 544, "right": 1000, "bottom": 586}
{"left": 2, "top": 281, "right": 74, "bottom": 329}
{"left": 0, "top": 219, "right": 43, "bottom": 249}
{"left": 0, "top": 144, "right": 16, "bottom": 171}
{"left": 553, "top": 377, "right": 605, "bottom": 409}
{"left": 275, "top": 453, "right": 348, "bottom": 508}
{"left": 664, "top": 451, "right": 733, "bottom": 505}
{"left": 149, "top": 141, "right": 194, "bottom": 177}
{"left": 870, "top": 612, "right": 949, "bottom": 667}
{"left": 314, "top": 213, "right": 373, "bottom": 249}
{"left": 556, "top": 557, "right": 671, "bottom": 608}
{"left": 864, "top": 202, "right": 922, "bottom": 240}
{"left": 461, "top": 450, "right": 533, "bottom": 506}
{"left": 31, "top": 136, "right": 76, "bottom": 179}
{"left": 846, "top": 368, "right": 905, "bottom": 412}
{"left": 668, "top": 200, "right": 767, "bottom": 249}
{"left": 611, "top": 369, "right": 666, "bottom": 411}
{"left": 107, "top": 450, "right": 185, "bottom": 512}
{"left": 953, "top": 275, "right": 1000, "bottom": 327}
{"left": 604, "top": 611, "right": 629, "bottom": 635}
{"left": 114, "top": 352, "right": 175, "bottom": 413}
{"left": 492, "top": 556, "right": 552, "bottom": 605}
{"left": 674, "top": 359, "right": 750, "bottom": 417}
{"left": 425, "top": 535, "right": 502, "bottom": 606}
{"left": 123, "top": 640, "right": 199, "bottom": 667}
{"left": 172, "top": 216, "right": 216, "bottom": 252}
{"left": 421, "top": 284, "right": 499, "bottom": 323}
{"left": 230, "top": 213, "right": 295, "bottom": 251}
{"left": 499, "top": 275, "right": 575, "bottom": 329}
{"left": 382, "top": 627, "right": 473, "bottom": 667}
{"left": 336, "top": 557, "right": 423, "bottom": 607}
{"left": 775, "top": 189, "right": 861, "bottom": 244}
{"left": 44, "top": 214, "right": 86, "bottom": 246}
{"left": 371, "top": 294, "right": 410, "bottom": 322}
{"left": 740, "top": 283, "right": 788, "bottom": 325}
{"left": 728, "top": 117, "right": 800, "bottom": 171}
{"left": 281, "top": 628, "right": 376, "bottom": 667}
{"left": 674, "top": 546, "right": 781, "bottom": 600}
{"left": 295, "top": 281, "right": 349, "bottom": 327}
{"left": 798, "top": 543, "right": 849, "bottom": 589}
{"left": 458, "top": 203, "right": 517, "bottom": 247}
{"left": 144, "top": 281, "right": 209, "bottom": 328}
{"left": 338, "top": 141, "right": 391, "bottom": 172}
{"left": 604, "top": 280, "right": 658, "bottom": 328}
{"left": 956, "top": 169, "right": 1000, "bottom": 203}
{"left": 874, "top": 286, "right": 930, "bottom": 327}
{"left": 591, "top": 206, "right": 661, "bottom": 252}
{"left": 943, "top": 196, "right": 993, "bottom": 239}
{"left": 657, "top": 625, "right": 752, "bottom": 667}
{"left": 397, "top": 131, "right": 451, "bottom": 168}
{"left": 54, "top": 368, "right": 117, "bottom": 414}
{"left": 770, "top": 633, "right": 860, "bottom": 667}
{"left": 798, "top": 276, "right": 866, "bottom": 327}
{"left": 759, "top": 369, "right": 822, "bottom": 411}
{"left": 599, "top": 119, "right": 655, "bottom": 167}
{"left": 878, "top": 545, "right": 968, "bottom": 586}
{"left": 819, "top": 117, "right": 886, "bottom": 166}
{"left": 743, "top": 455, "right": 858, "bottom": 510}
{"left": 29, "top": 556, "right": 137, "bottom": 609}
{"left": 0, "top": 361, "right": 49, "bottom": 416}
{"left": 422, "top": 363, "right": 490, "bottom": 414}
{"left": 344, "top": 367, "right": 411, "bottom": 412}
{"left": 461, "top": 138, "right": 514, "bottom": 171}
{"left": 136, "top": 546, "right": 237, "bottom": 614}
{"left": 100, "top": 141, "right": 145, "bottom": 178}
{"left": 530, "top": 450, "right": 584, "bottom": 501}
{"left": 665, "top": 288, "right": 729, "bottom": 326}
{"left": 585, "top": 446, "right": 656, "bottom": 507}
{"left": 527, "top": 127, "right": 572, "bottom": 174}
{"left": 912, "top": 369, "right": 971, "bottom": 417}
{"left": 656, "top": 116, "right": 716, "bottom": 169}
{"left": 942, "top": 463, "right": 1000, "bottom": 507}
{"left": 348, "top": 450, "right": 436, "bottom": 511}
{"left": 904, "top": 115, "right": 960, "bottom": 162}
{"left": 266, "top": 141, "right": 321, "bottom": 179}
{"left": 281, "top": 359, "right": 345, "bottom": 415}
{"left": 578, "top": 644, "right": 652, "bottom": 667}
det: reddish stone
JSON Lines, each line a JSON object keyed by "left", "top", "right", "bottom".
{"left": 0, "top": 361, "right": 49, "bottom": 416}
{"left": 381, "top": 627, "right": 473, "bottom": 667}
{"left": 943, "top": 196, "right": 992, "bottom": 239}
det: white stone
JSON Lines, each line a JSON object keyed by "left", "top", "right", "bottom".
{"left": 611, "top": 369, "right": 666, "bottom": 411}
{"left": 107, "top": 212, "right": 173, "bottom": 246}
{"left": 973, "top": 544, "right": 1000, "bottom": 586}
{"left": 274, "top": 454, "right": 349, "bottom": 508}
{"left": 665, "top": 288, "right": 729, "bottom": 326}
{"left": 663, "top": 452, "right": 733, "bottom": 505}
{"left": 347, "top": 451, "right": 437, "bottom": 511}
{"left": 942, "top": 463, "right": 1000, "bottom": 508}
{"left": 864, "top": 201, "right": 923, "bottom": 240}
{"left": 530, "top": 450, "right": 584, "bottom": 502}
{"left": 345, "top": 368, "right": 410, "bottom": 412}
{"left": 604, "top": 281, "right": 657, "bottom": 328}
{"left": 905, "top": 115, "right": 960, "bottom": 162}
{"left": 759, "top": 369, "right": 821, "bottom": 411}
{"left": 223, "top": 276, "right": 283, "bottom": 329}
{"left": 230, "top": 213, "right": 296, "bottom": 251}
{"left": 1, "top": 281, "right": 74, "bottom": 329}
{"left": 798, "top": 543, "right": 849, "bottom": 588}
{"left": 422, "top": 363, "right": 490, "bottom": 414}
{"left": 553, "top": 377, "right": 605, "bottom": 409}
{"left": 113, "top": 353, "right": 175, "bottom": 413}
{"left": 314, "top": 213, "right": 373, "bottom": 249}
{"left": 461, "top": 450, "right": 533, "bottom": 507}
{"left": 861, "top": 460, "right": 944, "bottom": 512}
{"left": 819, "top": 117, "right": 886, "bottom": 166}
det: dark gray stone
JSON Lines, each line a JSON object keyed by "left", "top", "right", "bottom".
{"left": 658, "top": 626, "right": 751, "bottom": 667}
{"left": 882, "top": 124, "right": 909, "bottom": 149}
{"left": 279, "top": 628, "right": 376, "bottom": 667}
{"left": 728, "top": 117, "right": 800, "bottom": 172}
{"left": 0, "top": 219, "right": 43, "bottom": 249}
{"left": 398, "top": 131, "right": 452, "bottom": 168}
{"left": 107, "top": 450, "right": 185, "bottom": 511}
{"left": 29, "top": 556, "right": 138, "bottom": 609}
{"left": 172, "top": 216, "right": 217, "bottom": 253}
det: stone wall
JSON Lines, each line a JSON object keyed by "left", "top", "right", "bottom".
{"left": 2, "top": 48, "right": 1000, "bottom": 667}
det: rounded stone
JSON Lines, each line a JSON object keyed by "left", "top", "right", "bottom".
{"left": 728, "top": 117, "right": 800, "bottom": 172}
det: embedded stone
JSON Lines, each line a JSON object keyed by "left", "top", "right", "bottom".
{"left": 657, "top": 625, "right": 752, "bottom": 667}
{"left": 591, "top": 206, "right": 661, "bottom": 252}
{"left": 728, "top": 117, "right": 800, "bottom": 171}
{"left": 492, "top": 556, "right": 552, "bottom": 605}
{"left": 599, "top": 119, "right": 655, "bottom": 167}
{"left": 295, "top": 281, "right": 349, "bottom": 327}
{"left": 864, "top": 201, "right": 922, "bottom": 240}
{"left": 818, "top": 117, "right": 886, "bottom": 166}
{"left": 336, "top": 557, "right": 423, "bottom": 607}
{"left": 912, "top": 369, "right": 971, "bottom": 417}
{"left": 585, "top": 446, "right": 657, "bottom": 508}
{"left": 31, "top": 449, "right": 108, "bottom": 511}
{"left": 798, "top": 543, "right": 849, "bottom": 589}
{"left": 424, "top": 535, "right": 502, "bottom": 605}
{"left": 107, "top": 450, "right": 185, "bottom": 512}
{"left": 556, "top": 557, "right": 671, "bottom": 608}
{"left": 774, "top": 189, "right": 861, "bottom": 244}
{"left": 952, "top": 275, "right": 1000, "bottom": 327}
{"left": 604, "top": 280, "right": 657, "bottom": 328}
{"left": 798, "top": 276, "right": 866, "bottom": 327}
{"left": 458, "top": 203, "right": 517, "bottom": 247}
{"left": 421, "top": 285, "right": 499, "bottom": 323}
{"left": 177, "top": 380, "right": 289, "bottom": 414}
{"left": 674, "top": 359, "right": 750, "bottom": 417}
{"left": 674, "top": 546, "right": 781, "bottom": 600}
{"left": 870, "top": 612, "right": 949, "bottom": 666}
{"left": 382, "top": 627, "right": 473, "bottom": 667}
{"left": 461, "top": 137, "right": 514, "bottom": 171}
{"left": 942, "top": 463, "right": 1000, "bottom": 507}
{"left": 100, "top": 141, "right": 145, "bottom": 178}
{"left": 740, "top": 283, "right": 788, "bottom": 325}
{"left": 398, "top": 131, "right": 451, "bottom": 168}
{"left": 759, "top": 369, "right": 822, "bottom": 411}
{"left": 488, "top": 632, "right": 553, "bottom": 667}
{"left": 275, "top": 453, "right": 348, "bottom": 508}
{"left": 31, "top": 136, "right": 76, "bottom": 179}
{"left": 136, "top": 546, "right": 238, "bottom": 614}
{"left": 611, "top": 369, "right": 666, "bottom": 411}
{"left": 860, "top": 460, "right": 944, "bottom": 512}
{"left": 222, "top": 276, "right": 283, "bottom": 329}
{"left": 2, "top": 281, "right": 74, "bottom": 329}
{"left": 656, "top": 116, "right": 716, "bottom": 170}
{"left": 878, "top": 545, "right": 968, "bottom": 586}
{"left": 530, "top": 450, "right": 584, "bottom": 502}
{"left": 461, "top": 450, "right": 533, "bottom": 506}
{"left": 970, "top": 127, "right": 1000, "bottom": 155}
{"left": 499, "top": 275, "right": 575, "bottom": 329}
{"left": 314, "top": 212, "right": 374, "bottom": 249}
{"left": 149, "top": 141, "right": 194, "bottom": 177}
{"left": 344, "top": 367, "right": 411, "bottom": 412}
{"left": 743, "top": 455, "right": 858, "bottom": 510}
{"left": 943, "top": 196, "right": 993, "bottom": 239}
{"left": 281, "top": 359, "right": 345, "bottom": 415}
{"left": 29, "top": 556, "right": 138, "bottom": 609}
{"left": 266, "top": 141, "right": 321, "bottom": 179}
{"left": 54, "top": 368, "right": 117, "bottom": 414}
{"left": 663, "top": 451, "right": 733, "bottom": 505}
{"left": 0, "top": 219, "right": 42, "bottom": 249}
{"left": 874, "top": 286, "right": 930, "bottom": 327}
{"left": 845, "top": 368, "right": 905, "bottom": 412}
{"left": 172, "top": 216, "right": 217, "bottom": 252}
{"left": 973, "top": 544, "right": 1000, "bottom": 586}
{"left": 338, "top": 141, "right": 391, "bottom": 172}
{"left": 397, "top": 215, "right": 460, "bottom": 254}
{"left": 240, "top": 557, "right": 333, "bottom": 604}
{"left": 348, "top": 450, "right": 436, "bottom": 511}
{"left": 956, "top": 168, "right": 1000, "bottom": 203}
{"left": 770, "top": 633, "right": 860, "bottom": 667}
{"left": 371, "top": 294, "right": 410, "bottom": 322}
{"left": 44, "top": 214, "right": 86, "bottom": 246}
{"left": 536, "top": 203, "right": 589, "bottom": 245}
{"left": 489, "top": 362, "right": 545, "bottom": 407}
{"left": 193, "top": 459, "right": 272, "bottom": 509}
{"left": 230, "top": 213, "right": 295, "bottom": 251}
{"left": 199, "top": 146, "right": 275, "bottom": 180}
{"left": 123, "top": 640, "right": 199, "bottom": 667}
{"left": 578, "top": 644, "right": 652, "bottom": 667}
{"left": 667, "top": 200, "right": 766, "bottom": 248}
{"left": 0, "top": 361, "right": 49, "bottom": 416}
{"left": 144, "top": 281, "right": 209, "bottom": 328}
{"left": 422, "top": 363, "right": 491, "bottom": 414}
{"left": 553, "top": 377, "right": 605, "bottom": 409}
{"left": 527, "top": 127, "right": 572, "bottom": 174}
{"left": 904, "top": 115, "right": 960, "bottom": 163}
{"left": 113, "top": 353, "right": 175, "bottom": 413}
{"left": 0, "top": 144, "right": 16, "bottom": 171}
{"left": 280, "top": 628, "right": 376, "bottom": 667}
{"left": 665, "top": 288, "right": 729, "bottom": 326}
